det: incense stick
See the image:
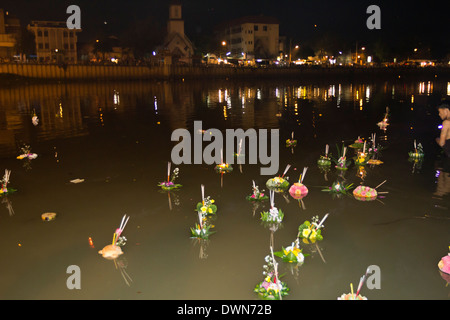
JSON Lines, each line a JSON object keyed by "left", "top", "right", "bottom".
{"left": 281, "top": 164, "right": 291, "bottom": 178}
{"left": 201, "top": 184, "right": 205, "bottom": 203}
{"left": 374, "top": 180, "right": 387, "bottom": 189}
{"left": 300, "top": 167, "right": 308, "bottom": 183}
{"left": 167, "top": 162, "right": 171, "bottom": 182}
{"left": 325, "top": 144, "right": 329, "bottom": 156}
{"left": 316, "top": 213, "right": 329, "bottom": 229}
{"left": 270, "top": 246, "right": 282, "bottom": 300}
{"left": 270, "top": 190, "right": 275, "bottom": 208}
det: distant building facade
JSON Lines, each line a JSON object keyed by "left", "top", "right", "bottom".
{"left": 27, "top": 21, "right": 81, "bottom": 63}
{"left": 0, "top": 9, "right": 20, "bottom": 61}
{"left": 162, "top": 1, "right": 194, "bottom": 64}
{"left": 217, "top": 16, "right": 280, "bottom": 60}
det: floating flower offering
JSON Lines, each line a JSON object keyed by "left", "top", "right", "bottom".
{"left": 254, "top": 272, "right": 289, "bottom": 300}
{"left": 337, "top": 292, "right": 368, "bottom": 300}
{"left": 261, "top": 191, "right": 284, "bottom": 224}
{"left": 298, "top": 214, "right": 328, "bottom": 244}
{"left": 274, "top": 240, "right": 306, "bottom": 264}
{"left": 353, "top": 180, "right": 387, "bottom": 201}
{"left": 99, "top": 214, "right": 129, "bottom": 260}
{"left": 408, "top": 140, "right": 424, "bottom": 159}
{"left": 0, "top": 169, "right": 16, "bottom": 196}
{"left": 333, "top": 145, "right": 351, "bottom": 170}
{"left": 377, "top": 107, "right": 390, "bottom": 130}
{"left": 190, "top": 222, "right": 215, "bottom": 240}
{"left": 289, "top": 167, "right": 308, "bottom": 200}
{"left": 214, "top": 162, "right": 233, "bottom": 173}
{"left": 191, "top": 185, "right": 216, "bottom": 240}
{"left": 254, "top": 250, "right": 289, "bottom": 300}
{"left": 338, "top": 280, "right": 368, "bottom": 300}
{"left": 322, "top": 181, "right": 354, "bottom": 196}
{"left": 349, "top": 137, "right": 364, "bottom": 149}
{"left": 286, "top": 132, "right": 297, "bottom": 147}
{"left": 16, "top": 144, "right": 38, "bottom": 160}
{"left": 41, "top": 212, "right": 57, "bottom": 221}
{"left": 266, "top": 165, "right": 290, "bottom": 191}
{"left": 158, "top": 162, "right": 182, "bottom": 190}
{"left": 317, "top": 144, "right": 331, "bottom": 166}
{"left": 353, "top": 186, "right": 377, "bottom": 201}
{"left": 367, "top": 159, "right": 383, "bottom": 165}
{"left": 246, "top": 180, "right": 268, "bottom": 201}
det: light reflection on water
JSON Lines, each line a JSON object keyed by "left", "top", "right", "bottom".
{"left": 0, "top": 79, "right": 449, "bottom": 300}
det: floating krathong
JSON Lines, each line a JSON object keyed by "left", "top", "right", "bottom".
{"left": 98, "top": 214, "right": 129, "bottom": 260}
{"left": 214, "top": 162, "right": 233, "bottom": 173}
{"left": 298, "top": 214, "right": 328, "bottom": 244}
{"left": 246, "top": 180, "right": 268, "bottom": 201}
{"left": 31, "top": 109, "right": 39, "bottom": 126}
{"left": 377, "top": 107, "right": 390, "bottom": 130}
{"left": 354, "top": 142, "right": 369, "bottom": 166}
{"left": 349, "top": 136, "right": 364, "bottom": 149}
{"left": 196, "top": 184, "right": 217, "bottom": 215}
{"left": 338, "top": 269, "right": 370, "bottom": 300}
{"left": 158, "top": 162, "right": 182, "bottom": 190}
{"left": 260, "top": 191, "right": 284, "bottom": 224}
{"left": 322, "top": 180, "right": 354, "bottom": 197}
{"left": 317, "top": 144, "right": 332, "bottom": 166}
{"left": 0, "top": 170, "right": 16, "bottom": 196}
{"left": 16, "top": 144, "right": 38, "bottom": 160}
{"left": 353, "top": 180, "right": 388, "bottom": 201}
{"left": 286, "top": 131, "right": 297, "bottom": 147}
{"left": 41, "top": 212, "right": 57, "bottom": 221}
{"left": 274, "top": 239, "right": 306, "bottom": 265}
{"left": 289, "top": 167, "right": 308, "bottom": 200}
{"left": 266, "top": 165, "right": 290, "bottom": 192}
{"left": 408, "top": 140, "right": 424, "bottom": 160}
{"left": 367, "top": 159, "right": 383, "bottom": 165}
{"left": 191, "top": 185, "right": 216, "bottom": 240}
{"left": 367, "top": 133, "right": 383, "bottom": 159}
{"left": 214, "top": 149, "right": 233, "bottom": 173}
{"left": 333, "top": 145, "right": 351, "bottom": 170}
{"left": 254, "top": 248, "right": 289, "bottom": 300}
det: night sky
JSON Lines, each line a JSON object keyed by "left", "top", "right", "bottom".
{"left": 2, "top": 0, "right": 448, "bottom": 51}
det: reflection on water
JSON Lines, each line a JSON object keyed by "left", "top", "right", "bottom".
{"left": 0, "top": 78, "right": 449, "bottom": 299}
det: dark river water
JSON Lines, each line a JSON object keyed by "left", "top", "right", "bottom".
{"left": 0, "top": 77, "right": 449, "bottom": 300}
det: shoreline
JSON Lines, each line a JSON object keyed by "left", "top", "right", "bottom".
{"left": 0, "top": 65, "right": 449, "bottom": 85}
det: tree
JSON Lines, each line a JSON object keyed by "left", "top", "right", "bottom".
{"left": 120, "top": 18, "right": 164, "bottom": 59}
{"left": 15, "top": 26, "right": 36, "bottom": 57}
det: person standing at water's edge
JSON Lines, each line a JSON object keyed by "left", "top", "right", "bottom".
{"left": 436, "top": 103, "right": 450, "bottom": 157}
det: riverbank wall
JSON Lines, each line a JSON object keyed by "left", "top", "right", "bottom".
{"left": 0, "top": 63, "right": 449, "bottom": 83}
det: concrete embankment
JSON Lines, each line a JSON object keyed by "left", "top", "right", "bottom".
{"left": 0, "top": 63, "right": 449, "bottom": 83}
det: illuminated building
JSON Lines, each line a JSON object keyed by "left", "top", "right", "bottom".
{"left": 0, "top": 9, "right": 20, "bottom": 60}
{"left": 27, "top": 20, "right": 81, "bottom": 63}
{"left": 216, "top": 15, "right": 280, "bottom": 61}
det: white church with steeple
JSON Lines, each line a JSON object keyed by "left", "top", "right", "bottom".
{"left": 162, "top": 0, "right": 194, "bottom": 64}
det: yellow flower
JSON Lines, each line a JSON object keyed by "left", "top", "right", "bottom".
{"left": 265, "top": 276, "right": 271, "bottom": 283}
{"left": 201, "top": 206, "right": 207, "bottom": 213}
{"left": 210, "top": 199, "right": 215, "bottom": 203}
{"left": 302, "top": 228, "right": 311, "bottom": 238}
{"left": 208, "top": 208, "right": 213, "bottom": 213}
